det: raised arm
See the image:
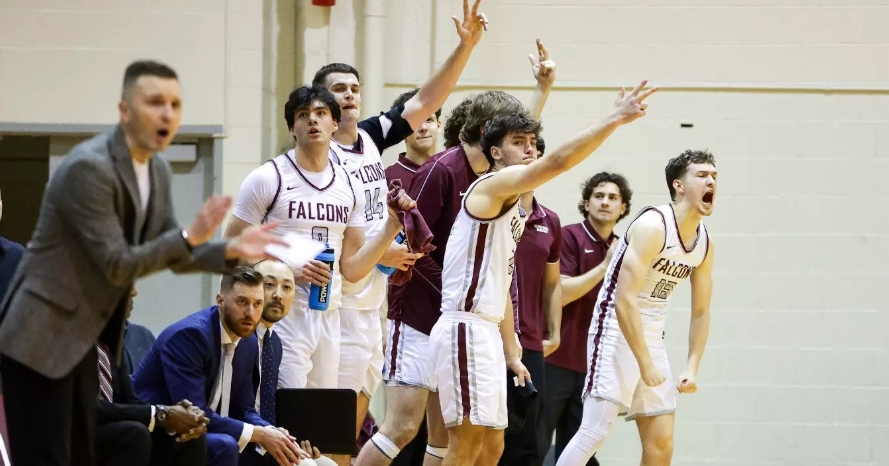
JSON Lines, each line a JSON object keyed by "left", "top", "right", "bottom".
{"left": 471, "top": 81, "right": 657, "bottom": 206}
{"left": 526, "top": 38, "right": 555, "bottom": 120}
{"left": 678, "top": 238, "right": 714, "bottom": 394}
{"left": 401, "top": 0, "right": 489, "bottom": 129}
{"left": 613, "top": 211, "right": 667, "bottom": 387}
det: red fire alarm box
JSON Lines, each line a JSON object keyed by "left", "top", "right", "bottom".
{"left": 313, "top": 0, "right": 335, "bottom": 5}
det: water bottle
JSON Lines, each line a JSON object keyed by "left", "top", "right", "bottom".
{"left": 309, "top": 244, "right": 335, "bottom": 311}
{"left": 376, "top": 230, "right": 407, "bottom": 276}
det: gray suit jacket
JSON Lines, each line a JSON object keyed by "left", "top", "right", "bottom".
{"left": 0, "top": 125, "right": 234, "bottom": 379}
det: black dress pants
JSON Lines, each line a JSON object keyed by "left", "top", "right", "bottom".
{"left": 1, "top": 347, "right": 98, "bottom": 466}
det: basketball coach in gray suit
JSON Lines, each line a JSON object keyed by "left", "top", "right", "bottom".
{"left": 0, "top": 60, "right": 285, "bottom": 466}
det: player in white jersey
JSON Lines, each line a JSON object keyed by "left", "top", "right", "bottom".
{"left": 311, "top": 0, "right": 491, "bottom": 446}
{"left": 225, "top": 85, "right": 415, "bottom": 396}
{"left": 428, "top": 82, "right": 657, "bottom": 466}
{"left": 556, "top": 150, "right": 717, "bottom": 466}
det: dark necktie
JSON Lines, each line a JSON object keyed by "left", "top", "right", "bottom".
{"left": 259, "top": 331, "right": 277, "bottom": 424}
{"left": 97, "top": 343, "right": 114, "bottom": 402}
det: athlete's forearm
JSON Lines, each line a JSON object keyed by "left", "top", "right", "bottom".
{"left": 501, "top": 300, "right": 521, "bottom": 363}
{"left": 543, "top": 275, "right": 562, "bottom": 343}
{"left": 686, "top": 310, "right": 710, "bottom": 374}
{"left": 403, "top": 42, "right": 474, "bottom": 129}
{"left": 341, "top": 218, "right": 401, "bottom": 283}
{"left": 527, "top": 82, "right": 552, "bottom": 120}
{"left": 615, "top": 294, "right": 654, "bottom": 369}
{"left": 560, "top": 263, "right": 606, "bottom": 306}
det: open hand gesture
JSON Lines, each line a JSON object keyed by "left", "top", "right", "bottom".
{"left": 612, "top": 79, "right": 658, "bottom": 125}
{"left": 453, "top": 0, "right": 489, "bottom": 46}
{"left": 529, "top": 38, "right": 556, "bottom": 88}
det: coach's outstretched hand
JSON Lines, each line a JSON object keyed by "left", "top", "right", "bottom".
{"left": 225, "top": 222, "right": 288, "bottom": 261}
{"left": 187, "top": 195, "right": 233, "bottom": 246}
{"left": 611, "top": 79, "right": 658, "bottom": 125}
{"left": 529, "top": 38, "right": 556, "bottom": 88}
{"left": 453, "top": 0, "right": 489, "bottom": 46}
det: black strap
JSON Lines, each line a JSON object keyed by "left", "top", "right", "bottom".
{"left": 262, "top": 159, "right": 283, "bottom": 224}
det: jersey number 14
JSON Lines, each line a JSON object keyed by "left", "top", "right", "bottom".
{"left": 365, "top": 187, "right": 385, "bottom": 221}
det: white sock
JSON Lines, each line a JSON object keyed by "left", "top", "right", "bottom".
{"left": 555, "top": 397, "right": 620, "bottom": 466}
{"left": 371, "top": 432, "right": 401, "bottom": 460}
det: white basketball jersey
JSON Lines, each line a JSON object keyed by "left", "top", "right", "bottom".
{"left": 440, "top": 173, "right": 527, "bottom": 323}
{"left": 591, "top": 204, "right": 709, "bottom": 345}
{"left": 330, "top": 130, "right": 391, "bottom": 310}
{"left": 262, "top": 150, "right": 363, "bottom": 312}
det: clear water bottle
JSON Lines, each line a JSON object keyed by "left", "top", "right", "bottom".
{"left": 309, "top": 244, "right": 335, "bottom": 311}
{"left": 376, "top": 230, "right": 407, "bottom": 276}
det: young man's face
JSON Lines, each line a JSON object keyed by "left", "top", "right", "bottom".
{"left": 675, "top": 163, "right": 717, "bottom": 216}
{"left": 217, "top": 282, "right": 264, "bottom": 338}
{"left": 492, "top": 132, "right": 537, "bottom": 168}
{"left": 254, "top": 261, "right": 296, "bottom": 324}
{"left": 119, "top": 75, "right": 182, "bottom": 153}
{"left": 290, "top": 100, "right": 338, "bottom": 149}
{"left": 585, "top": 182, "right": 626, "bottom": 225}
{"left": 405, "top": 114, "right": 441, "bottom": 156}
{"left": 324, "top": 72, "right": 361, "bottom": 125}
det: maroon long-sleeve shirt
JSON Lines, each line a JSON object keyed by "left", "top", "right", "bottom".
{"left": 389, "top": 145, "right": 482, "bottom": 335}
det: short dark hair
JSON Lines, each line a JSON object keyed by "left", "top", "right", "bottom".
{"left": 284, "top": 85, "right": 342, "bottom": 130}
{"left": 481, "top": 113, "right": 542, "bottom": 167}
{"left": 312, "top": 63, "right": 360, "bottom": 88}
{"left": 392, "top": 88, "right": 440, "bottom": 120}
{"left": 122, "top": 60, "right": 178, "bottom": 100}
{"left": 578, "top": 172, "right": 633, "bottom": 222}
{"left": 220, "top": 267, "right": 264, "bottom": 293}
{"left": 536, "top": 136, "right": 545, "bottom": 156}
{"left": 665, "top": 150, "right": 717, "bottom": 200}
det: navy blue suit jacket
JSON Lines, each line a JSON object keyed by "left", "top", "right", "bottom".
{"left": 132, "top": 306, "right": 270, "bottom": 441}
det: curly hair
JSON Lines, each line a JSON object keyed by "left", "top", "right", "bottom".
{"left": 665, "top": 150, "right": 716, "bottom": 200}
{"left": 578, "top": 172, "right": 633, "bottom": 222}
{"left": 442, "top": 91, "right": 525, "bottom": 149}
{"left": 481, "top": 113, "right": 542, "bottom": 167}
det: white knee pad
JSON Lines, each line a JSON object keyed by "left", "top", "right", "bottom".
{"left": 371, "top": 432, "right": 401, "bottom": 460}
{"left": 425, "top": 445, "right": 447, "bottom": 459}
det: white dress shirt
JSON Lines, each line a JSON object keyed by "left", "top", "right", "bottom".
{"left": 209, "top": 317, "right": 254, "bottom": 452}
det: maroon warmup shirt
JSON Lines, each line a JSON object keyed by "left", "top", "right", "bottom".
{"left": 384, "top": 153, "right": 422, "bottom": 189}
{"left": 509, "top": 199, "right": 562, "bottom": 352}
{"left": 385, "top": 153, "right": 422, "bottom": 315}
{"left": 390, "top": 145, "right": 482, "bottom": 335}
{"left": 545, "top": 220, "right": 618, "bottom": 373}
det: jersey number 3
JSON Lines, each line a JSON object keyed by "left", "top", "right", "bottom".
{"left": 364, "top": 187, "right": 385, "bottom": 221}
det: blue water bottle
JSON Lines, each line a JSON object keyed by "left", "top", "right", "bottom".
{"left": 376, "top": 230, "right": 407, "bottom": 275}
{"left": 309, "top": 244, "right": 335, "bottom": 311}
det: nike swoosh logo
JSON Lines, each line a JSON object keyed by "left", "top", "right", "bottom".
{"left": 584, "top": 249, "right": 595, "bottom": 253}
{"left": 287, "top": 186, "right": 297, "bottom": 190}
{"left": 459, "top": 191, "right": 467, "bottom": 196}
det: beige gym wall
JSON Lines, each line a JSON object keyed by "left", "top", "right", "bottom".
{"left": 378, "top": 1, "right": 889, "bottom": 464}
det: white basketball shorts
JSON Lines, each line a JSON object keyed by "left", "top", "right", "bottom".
{"left": 430, "top": 312, "right": 507, "bottom": 430}
{"left": 275, "top": 304, "right": 341, "bottom": 390}
{"left": 583, "top": 332, "right": 676, "bottom": 421}
{"left": 338, "top": 307, "right": 385, "bottom": 397}
{"left": 382, "top": 319, "right": 436, "bottom": 392}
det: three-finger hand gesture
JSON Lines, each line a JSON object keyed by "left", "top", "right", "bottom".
{"left": 612, "top": 79, "right": 659, "bottom": 125}
{"left": 529, "top": 38, "right": 556, "bottom": 88}
{"left": 452, "top": 0, "right": 489, "bottom": 46}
